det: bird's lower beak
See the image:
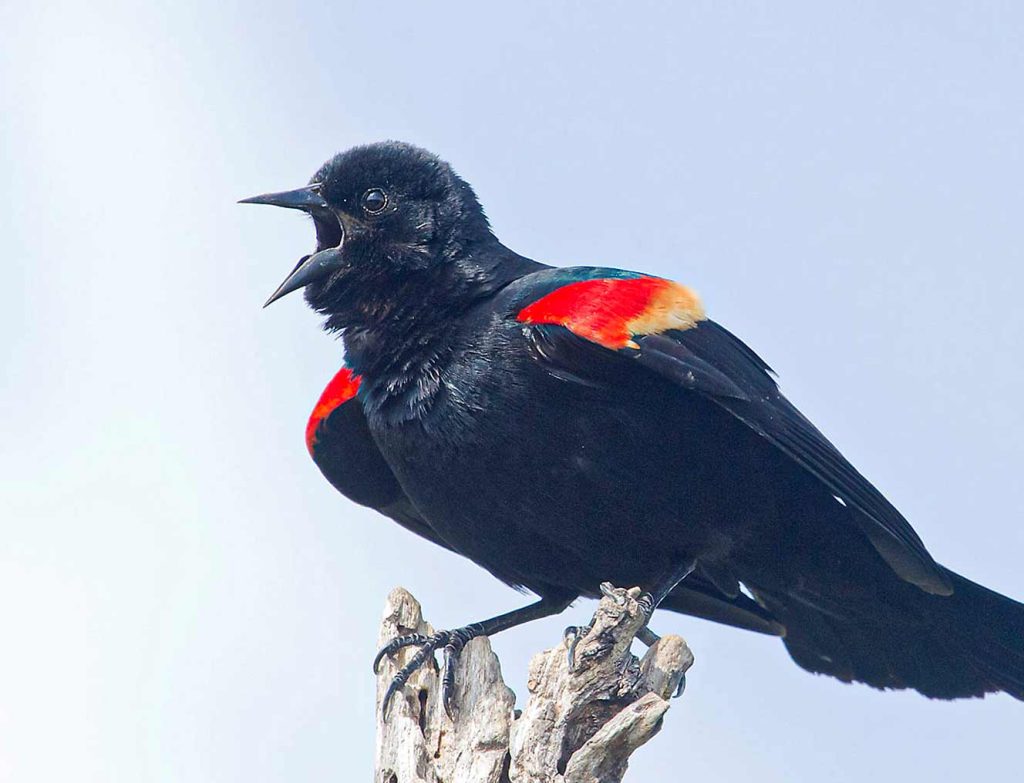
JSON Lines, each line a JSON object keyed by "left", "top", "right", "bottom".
{"left": 239, "top": 184, "right": 347, "bottom": 307}
{"left": 262, "top": 247, "right": 344, "bottom": 307}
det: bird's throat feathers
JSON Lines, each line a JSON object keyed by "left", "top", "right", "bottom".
{"left": 315, "top": 243, "right": 544, "bottom": 423}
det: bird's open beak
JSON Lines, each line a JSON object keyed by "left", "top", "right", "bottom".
{"left": 239, "top": 184, "right": 347, "bottom": 307}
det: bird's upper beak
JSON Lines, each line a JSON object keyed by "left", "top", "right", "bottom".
{"left": 239, "top": 184, "right": 347, "bottom": 307}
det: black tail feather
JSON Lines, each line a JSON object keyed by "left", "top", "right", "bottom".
{"left": 944, "top": 571, "right": 1024, "bottom": 699}
{"left": 758, "top": 567, "right": 1024, "bottom": 701}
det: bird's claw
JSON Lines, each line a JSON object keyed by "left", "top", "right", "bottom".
{"left": 566, "top": 587, "right": 663, "bottom": 672}
{"left": 599, "top": 581, "right": 627, "bottom": 606}
{"left": 636, "top": 590, "right": 656, "bottom": 619}
{"left": 563, "top": 621, "right": 594, "bottom": 672}
{"left": 372, "top": 633, "right": 431, "bottom": 674}
{"left": 375, "top": 625, "right": 482, "bottom": 719}
{"left": 439, "top": 631, "right": 475, "bottom": 719}
{"left": 673, "top": 672, "right": 687, "bottom": 698}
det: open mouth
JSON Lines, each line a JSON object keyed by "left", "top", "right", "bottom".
{"left": 239, "top": 183, "right": 351, "bottom": 306}
{"left": 273, "top": 212, "right": 344, "bottom": 300}
{"left": 312, "top": 212, "right": 343, "bottom": 253}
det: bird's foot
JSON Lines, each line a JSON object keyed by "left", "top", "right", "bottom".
{"left": 635, "top": 589, "right": 656, "bottom": 620}
{"left": 563, "top": 620, "right": 595, "bottom": 672}
{"left": 672, "top": 673, "right": 687, "bottom": 697}
{"left": 373, "top": 624, "right": 484, "bottom": 719}
{"left": 564, "top": 584, "right": 663, "bottom": 671}
{"left": 596, "top": 584, "right": 687, "bottom": 694}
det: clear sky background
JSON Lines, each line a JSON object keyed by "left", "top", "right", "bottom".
{"left": 2, "top": 2, "right": 1022, "bottom": 781}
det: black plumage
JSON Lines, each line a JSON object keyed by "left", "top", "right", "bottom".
{"left": 242, "top": 141, "right": 1024, "bottom": 710}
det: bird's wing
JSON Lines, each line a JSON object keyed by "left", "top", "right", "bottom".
{"left": 505, "top": 267, "right": 952, "bottom": 595}
{"left": 306, "top": 362, "right": 783, "bottom": 630}
{"left": 306, "top": 365, "right": 455, "bottom": 552}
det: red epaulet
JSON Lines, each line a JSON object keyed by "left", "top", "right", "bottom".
{"left": 306, "top": 366, "right": 362, "bottom": 454}
{"left": 517, "top": 275, "right": 705, "bottom": 350}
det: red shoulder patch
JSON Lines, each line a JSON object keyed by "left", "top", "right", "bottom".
{"left": 516, "top": 276, "right": 705, "bottom": 350}
{"left": 306, "top": 366, "right": 362, "bottom": 455}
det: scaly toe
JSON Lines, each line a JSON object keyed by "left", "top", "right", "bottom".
{"left": 380, "top": 634, "right": 447, "bottom": 718}
{"left": 373, "top": 632, "right": 431, "bottom": 674}
{"left": 563, "top": 622, "right": 594, "bottom": 672}
{"left": 377, "top": 626, "right": 483, "bottom": 720}
{"left": 636, "top": 591, "right": 656, "bottom": 620}
{"left": 441, "top": 643, "right": 462, "bottom": 719}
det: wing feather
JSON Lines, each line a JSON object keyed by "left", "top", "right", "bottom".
{"left": 636, "top": 323, "right": 951, "bottom": 595}
{"left": 507, "top": 268, "right": 951, "bottom": 595}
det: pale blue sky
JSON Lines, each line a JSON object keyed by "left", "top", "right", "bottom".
{"left": 1, "top": 2, "right": 1022, "bottom": 781}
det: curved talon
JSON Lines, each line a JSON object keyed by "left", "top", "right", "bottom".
{"left": 441, "top": 643, "right": 461, "bottom": 719}
{"left": 440, "top": 628, "right": 476, "bottom": 719}
{"left": 376, "top": 626, "right": 482, "bottom": 719}
{"left": 563, "top": 622, "right": 593, "bottom": 672}
{"left": 673, "top": 672, "right": 687, "bottom": 698}
{"left": 599, "top": 581, "right": 626, "bottom": 605}
{"left": 563, "top": 626, "right": 579, "bottom": 670}
{"left": 373, "top": 632, "right": 431, "bottom": 674}
{"left": 380, "top": 635, "right": 447, "bottom": 718}
{"left": 636, "top": 591, "right": 655, "bottom": 619}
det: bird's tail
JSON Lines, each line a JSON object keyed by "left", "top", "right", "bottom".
{"left": 763, "top": 568, "right": 1024, "bottom": 701}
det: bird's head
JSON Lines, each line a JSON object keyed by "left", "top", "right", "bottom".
{"left": 242, "top": 141, "right": 497, "bottom": 328}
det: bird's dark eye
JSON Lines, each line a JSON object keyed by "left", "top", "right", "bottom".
{"left": 361, "top": 188, "right": 389, "bottom": 214}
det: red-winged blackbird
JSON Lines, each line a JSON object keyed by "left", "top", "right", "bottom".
{"left": 243, "top": 142, "right": 1024, "bottom": 715}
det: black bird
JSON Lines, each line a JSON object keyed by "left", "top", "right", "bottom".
{"left": 243, "top": 141, "right": 1024, "bottom": 715}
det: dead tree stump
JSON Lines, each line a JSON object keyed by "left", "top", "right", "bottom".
{"left": 373, "top": 585, "right": 693, "bottom": 783}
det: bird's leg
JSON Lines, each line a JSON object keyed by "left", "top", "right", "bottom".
{"left": 635, "top": 625, "right": 661, "bottom": 646}
{"left": 633, "top": 621, "right": 687, "bottom": 693}
{"left": 374, "top": 593, "right": 575, "bottom": 719}
{"left": 564, "top": 577, "right": 690, "bottom": 694}
{"left": 637, "top": 559, "right": 697, "bottom": 619}
{"left": 636, "top": 560, "right": 696, "bottom": 698}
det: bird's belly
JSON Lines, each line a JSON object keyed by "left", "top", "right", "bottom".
{"left": 372, "top": 370, "right": 777, "bottom": 596}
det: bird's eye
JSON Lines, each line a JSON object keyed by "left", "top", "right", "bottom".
{"left": 361, "top": 188, "right": 389, "bottom": 214}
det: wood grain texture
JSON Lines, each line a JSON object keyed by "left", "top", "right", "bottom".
{"left": 374, "top": 586, "right": 693, "bottom": 783}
